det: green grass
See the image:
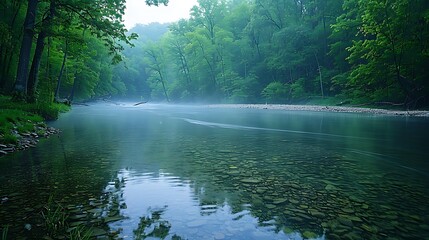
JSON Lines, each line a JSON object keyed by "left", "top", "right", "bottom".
{"left": 42, "top": 197, "right": 68, "bottom": 236}
{"left": 1, "top": 134, "right": 17, "bottom": 144}
{"left": 68, "top": 226, "right": 93, "bottom": 240}
{"left": 0, "top": 95, "right": 69, "bottom": 146}
{"left": 1, "top": 225, "right": 8, "bottom": 240}
{"left": 0, "top": 95, "right": 70, "bottom": 120}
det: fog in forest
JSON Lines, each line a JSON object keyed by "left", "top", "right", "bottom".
{"left": 1, "top": 0, "right": 428, "bottom": 108}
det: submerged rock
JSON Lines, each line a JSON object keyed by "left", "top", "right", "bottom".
{"left": 240, "top": 178, "right": 262, "bottom": 184}
{"left": 325, "top": 184, "right": 338, "bottom": 191}
{"left": 302, "top": 231, "right": 318, "bottom": 239}
{"left": 273, "top": 198, "right": 287, "bottom": 204}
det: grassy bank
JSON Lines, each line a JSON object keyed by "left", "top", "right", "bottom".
{"left": 0, "top": 95, "right": 69, "bottom": 147}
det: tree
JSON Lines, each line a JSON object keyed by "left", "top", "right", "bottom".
{"left": 14, "top": 0, "right": 38, "bottom": 98}
{"left": 12, "top": 0, "right": 140, "bottom": 101}
{"left": 144, "top": 43, "right": 170, "bottom": 102}
{"left": 27, "top": 0, "right": 56, "bottom": 102}
{"left": 0, "top": 0, "right": 26, "bottom": 90}
{"left": 344, "top": 0, "right": 429, "bottom": 107}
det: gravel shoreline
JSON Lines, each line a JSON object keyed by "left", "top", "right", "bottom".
{"left": 0, "top": 126, "right": 59, "bottom": 157}
{"left": 208, "top": 104, "right": 429, "bottom": 117}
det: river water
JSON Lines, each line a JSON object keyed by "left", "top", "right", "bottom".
{"left": 1, "top": 103, "right": 429, "bottom": 239}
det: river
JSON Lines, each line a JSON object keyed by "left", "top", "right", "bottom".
{"left": 1, "top": 103, "right": 429, "bottom": 239}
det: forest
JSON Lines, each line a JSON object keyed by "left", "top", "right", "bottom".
{"left": 1, "top": 0, "right": 429, "bottom": 109}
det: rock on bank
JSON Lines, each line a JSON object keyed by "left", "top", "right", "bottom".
{"left": 0, "top": 124, "right": 59, "bottom": 157}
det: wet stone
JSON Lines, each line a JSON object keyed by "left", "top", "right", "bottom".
{"left": 273, "top": 198, "right": 287, "bottom": 204}
{"left": 361, "top": 224, "right": 378, "bottom": 233}
{"left": 240, "top": 178, "right": 262, "bottom": 184}
{"left": 341, "top": 208, "right": 355, "bottom": 214}
{"left": 325, "top": 184, "right": 338, "bottom": 191}
{"left": 348, "top": 195, "right": 365, "bottom": 203}
{"left": 302, "top": 231, "right": 318, "bottom": 239}
{"left": 338, "top": 217, "right": 354, "bottom": 227}
{"left": 309, "top": 209, "right": 326, "bottom": 218}
{"left": 266, "top": 204, "right": 276, "bottom": 209}
{"left": 339, "top": 214, "right": 362, "bottom": 222}
{"left": 295, "top": 213, "right": 312, "bottom": 220}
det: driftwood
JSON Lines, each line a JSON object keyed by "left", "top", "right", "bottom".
{"left": 133, "top": 101, "right": 148, "bottom": 106}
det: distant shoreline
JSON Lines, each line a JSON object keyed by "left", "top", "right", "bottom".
{"left": 207, "top": 104, "right": 429, "bottom": 117}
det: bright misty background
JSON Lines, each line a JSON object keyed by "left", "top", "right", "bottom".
{"left": 124, "top": 0, "right": 198, "bottom": 29}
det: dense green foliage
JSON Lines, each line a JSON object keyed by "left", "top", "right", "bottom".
{"left": 1, "top": 0, "right": 428, "bottom": 108}
{"left": 0, "top": 0, "right": 166, "bottom": 103}
{"left": 115, "top": 0, "right": 429, "bottom": 108}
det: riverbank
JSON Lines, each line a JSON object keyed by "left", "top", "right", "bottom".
{"left": 0, "top": 123, "right": 59, "bottom": 156}
{"left": 0, "top": 95, "right": 69, "bottom": 157}
{"left": 208, "top": 104, "right": 429, "bottom": 117}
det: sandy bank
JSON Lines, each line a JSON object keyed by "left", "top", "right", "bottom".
{"left": 208, "top": 104, "right": 429, "bottom": 117}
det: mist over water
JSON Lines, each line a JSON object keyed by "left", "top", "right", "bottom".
{"left": 1, "top": 103, "right": 429, "bottom": 239}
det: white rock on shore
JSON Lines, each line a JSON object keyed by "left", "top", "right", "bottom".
{"left": 207, "top": 104, "right": 429, "bottom": 117}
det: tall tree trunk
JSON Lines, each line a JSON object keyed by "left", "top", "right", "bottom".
{"left": 69, "top": 72, "right": 78, "bottom": 102}
{"left": 159, "top": 72, "right": 170, "bottom": 102}
{"left": 14, "top": 0, "right": 38, "bottom": 98}
{"left": 314, "top": 52, "right": 324, "bottom": 98}
{"left": 0, "top": 0, "right": 23, "bottom": 87}
{"left": 55, "top": 39, "right": 68, "bottom": 100}
{"left": 27, "top": 0, "right": 56, "bottom": 102}
{"left": 0, "top": 46, "right": 7, "bottom": 87}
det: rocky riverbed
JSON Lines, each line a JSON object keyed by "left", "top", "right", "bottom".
{"left": 208, "top": 104, "right": 429, "bottom": 117}
{"left": 0, "top": 124, "right": 59, "bottom": 157}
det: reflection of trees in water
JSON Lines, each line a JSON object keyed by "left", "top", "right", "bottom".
{"left": 133, "top": 207, "right": 184, "bottom": 240}
{"left": 133, "top": 208, "right": 170, "bottom": 239}
{"left": 150, "top": 138, "right": 347, "bottom": 238}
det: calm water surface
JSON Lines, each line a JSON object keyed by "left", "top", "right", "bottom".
{"left": 1, "top": 103, "right": 429, "bottom": 239}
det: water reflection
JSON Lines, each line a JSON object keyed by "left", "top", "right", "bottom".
{"left": 1, "top": 103, "right": 429, "bottom": 239}
{"left": 109, "top": 169, "right": 304, "bottom": 239}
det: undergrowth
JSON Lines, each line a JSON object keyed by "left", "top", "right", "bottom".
{"left": 0, "top": 95, "right": 69, "bottom": 146}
